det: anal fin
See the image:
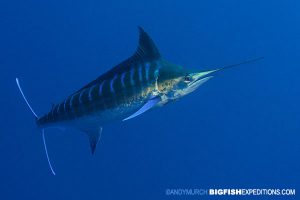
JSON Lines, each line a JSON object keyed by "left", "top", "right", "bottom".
{"left": 85, "top": 127, "right": 103, "bottom": 154}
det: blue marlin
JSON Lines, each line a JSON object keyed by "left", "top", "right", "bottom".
{"left": 16, "top": 27, "right": 262, "bottom": 175}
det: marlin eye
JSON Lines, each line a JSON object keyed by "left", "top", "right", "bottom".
{"left": 184, "top": 75, "right": 191, "bottom": 82}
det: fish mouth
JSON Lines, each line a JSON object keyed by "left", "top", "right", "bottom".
{"left": 191, "top": 74, "right": 205, "bottom": 84}
{"left": 190, "top": 69, "right": 217, "bottom": 82}
{"left": 187, "top": 72, "right": 215, "bottom": 91}
{"left": 188, "top": 77, "right": 211, "bottom": 89}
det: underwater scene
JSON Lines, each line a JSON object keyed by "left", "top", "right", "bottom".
{"left": 0, "top": 0, "right": 299, "bottom": 199}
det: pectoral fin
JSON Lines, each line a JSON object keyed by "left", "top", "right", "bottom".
{"left": 123, "top": 97, "right": 160, "bottom": 121}
{"left": 84, "top": 127, "right": 103, "bottom": 154}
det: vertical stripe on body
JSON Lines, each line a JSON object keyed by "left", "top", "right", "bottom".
{"left": 130, "top": 67, "right": 135, "bottom": 86}
{"left": 110, "top": 74, "right": 118, "bottom": 93}
{"left": 145, "top": 62, "right": 150, "bottom": 83}
{"left": 121, "top": 72, "right": 126, "bottom": 88}
{"left": 88, "top": 85, "right": 97, "bottom": 101}
{"left": 138, "top": 65, "right": 143, "bottom": 83}
{"left": 99, "top": 81, "right": 105, "bottom": 96}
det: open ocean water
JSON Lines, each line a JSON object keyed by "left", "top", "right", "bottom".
{"left": 0, "top": 0, "right": 299, "bottom": 199}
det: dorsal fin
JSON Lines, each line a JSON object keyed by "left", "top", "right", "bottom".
{"left": 75, "top": 27, "right": 161, "bottom": 93}
{"left": 134, "top": 26, "right": 161, "bottom": 61}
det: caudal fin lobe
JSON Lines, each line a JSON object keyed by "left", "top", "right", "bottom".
{"left": 15, "top": 78, "right": 56, "bottom": 175}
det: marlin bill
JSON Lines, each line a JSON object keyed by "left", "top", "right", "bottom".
{"left": 16, "top": 27, "right": 262, "bottom": 175}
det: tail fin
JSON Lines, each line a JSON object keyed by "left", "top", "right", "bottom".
{"left": 16, "top": 78, "right": 56, "bottom": 175}
{"left": 42, "top": 129, "right": 56, "bottom": 175}
{"left": 16, "top": 78, "right": 38, "bottom": 118}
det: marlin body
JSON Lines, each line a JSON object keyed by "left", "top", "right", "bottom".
{"left": 16, "top": 27, "right": 262, "bottom": 175}
{"left": 38, "top": 28, "right": 164, "bottom": 130}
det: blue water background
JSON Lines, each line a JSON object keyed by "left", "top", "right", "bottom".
{"left": 1, "top": 0, "right": 299, "bottom": 199}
